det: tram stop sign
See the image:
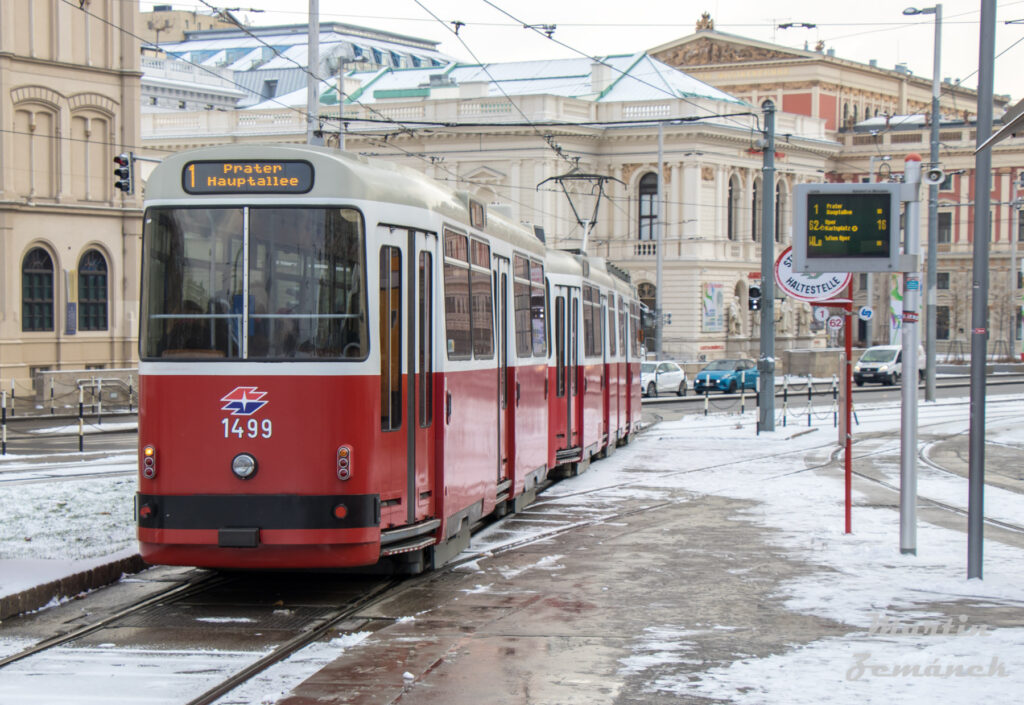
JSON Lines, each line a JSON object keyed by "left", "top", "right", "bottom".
{"left": 792, "top": 182, "right": 901, "bottom": 273}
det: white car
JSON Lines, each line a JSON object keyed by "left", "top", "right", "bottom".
{"left": 640, "top": 360, "right": 687, "bottom": 397}
{"left": 853, "top": 344, "right": 925, "bottom": 386}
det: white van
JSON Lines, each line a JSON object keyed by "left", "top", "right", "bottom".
{"left": 853, "top": 344, "right": 925, "bottom": 386}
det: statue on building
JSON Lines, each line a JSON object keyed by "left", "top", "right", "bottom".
{"left": 778, "top": 297, "right": 794, "bottom": 335}
{"left": 696, "top": 12, "right": 714, "bottom": 31}
{"left": 798, "top": 301, "right": 812, "bottom": 335}
{"left": 728, "top": 296, "right": 742, "bottom": 336}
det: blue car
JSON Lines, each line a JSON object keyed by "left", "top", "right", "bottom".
{"left": 693, "top": 359, "right": 759, "bottom": 394}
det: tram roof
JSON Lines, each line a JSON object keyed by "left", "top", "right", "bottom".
{"left": 145, "top": 144, "right": 546, "bottom": 256}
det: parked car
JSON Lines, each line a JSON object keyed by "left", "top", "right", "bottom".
{"left": 640, "top": 360, "right": 688, "bottom": 397}
{"left": 693, "top": 359, "right": 759, "bottom": 394}
{"left": 853, "top": 344, "right": 925, "bottom": 386}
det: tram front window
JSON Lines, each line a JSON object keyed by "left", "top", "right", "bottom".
{"left": 141, "top": 206, "right": 367, "bottom": 360}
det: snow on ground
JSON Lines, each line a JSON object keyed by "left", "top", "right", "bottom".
{"left": 1, "top": 393, "right": 1023, "bottom": 703}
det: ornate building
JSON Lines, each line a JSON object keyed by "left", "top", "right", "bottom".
{"left": 0, "top": 0, "right": 142, "bottom": 386}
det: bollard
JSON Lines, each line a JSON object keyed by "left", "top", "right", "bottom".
{"left": 128, "top": 380, "right": 134, "bottom": 414}
{"left": 1, "top": 390, "right": 6, "bottom": 455}
{"left": 50, "top": 377, "right": 55, "bottom": 415}
{"left": 704, "top": 387, "right": 709, "bottom": 417}
{"left": 782, "top": 377, "right": 789, "bottom": 428}
{"left": 10, "top": 378, "right": 14, "bottom": 417}
{"left": 78, "top": 386, "right": 85, "bottom": 452}
{"left": 807, "top": 378, "right": 812, "bottom": 427}
{"left": 740, "top": 371, "right": 746, "bottom": 415}
{"left": 831, "top": 375, "right": 838, "bottom": 428}
{"left": 755, "top": 375, "right": 760, "bottom": 436}
{"left": 97, "top": 379, "right": 103, "bottom": 425}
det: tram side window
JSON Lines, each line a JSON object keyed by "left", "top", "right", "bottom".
{"left": 618, "top": 298, "right": 627, "bottom": 357}
{"left": 583, "top": 285, "right": 601, "bottom": 357}
{"left": 141, "top": 207, "right": 244, "bottom": 359}
{"left": 530, "top": 261, "right": 547, "bottom": 357}
{"left": 470, "top": 239, "right": 494, "bottom": 359}
{"left": 607, "top": 296, "right": 617, "bottom": 357}
{"left": 555, "top": 297, "right": 566, "bottom": 397}
{"left": 513, "top": 255, "right": 532, "bottom": 357}
{"left": 380, "top": 246, "right": 402, "bottom": 431}
{"left": 443, "top": 230, "right": 471, "bottom": 359}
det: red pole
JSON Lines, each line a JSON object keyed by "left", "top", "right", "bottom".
{"left": 845, "top": 284, "right": 853, "bottom": 534}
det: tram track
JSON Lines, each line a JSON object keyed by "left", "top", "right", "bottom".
{"left": 0, "top": 567, "right": 406, "bottom": 705}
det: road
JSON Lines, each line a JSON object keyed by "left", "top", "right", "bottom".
{"left": 643, "top": 373, "right": 1024, "bottom": 422}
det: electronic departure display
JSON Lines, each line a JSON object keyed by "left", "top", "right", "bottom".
{"left": 806, "top": 193, "right": 891, "bottom": 258}
{"left": 182, "top": 160, "right": 314, "bottom": 194}
{"left": 792, "top": 182, "right": 902, "bottom": 273}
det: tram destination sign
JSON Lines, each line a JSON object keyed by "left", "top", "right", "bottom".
{"left": 792, "top": 182, "right": 901, "bottom": 273}
{"left": 182, "top": 160, "right": 314, "bottom": 194}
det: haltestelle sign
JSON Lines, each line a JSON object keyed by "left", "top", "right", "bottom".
{"left": 775, "top": 247, "right": 852, "bottom": 302}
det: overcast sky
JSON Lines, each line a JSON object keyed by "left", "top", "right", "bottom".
{"left": 143, "top": 1, "right": 1024, "bottom": 103}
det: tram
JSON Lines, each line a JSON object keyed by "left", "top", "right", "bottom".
{"left": 135, "top": 144, "right": 642, "bottom": 571}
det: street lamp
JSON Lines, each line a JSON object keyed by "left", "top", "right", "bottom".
{"left": 903, "top": 4, "right": 942, "bottom": 401}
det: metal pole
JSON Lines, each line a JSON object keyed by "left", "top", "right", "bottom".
{"left": 306, "top": 0, "right": 323, "bottom": 146}
{"left": 900, "top": 155, "right": 923, "bottom": 555}
{"left": 926, "top": 4, "right": 943, "bottom": 402}
{"left": 845, "top": 296, "right": 853, "bottom": 534}
{"left": 1010, "top": 196, "right": 1019, "bottom": 359}
{"left": 968, "top": 0, "right": 996, "bottom": 580}
{"left": 758, "top": 100, "right": 776, "bottom": 432}
{"left": 867, "top": 156, "right": 876, "bottom": 348}
{"left": 654, "top": 122, "right": 665, "bottom": 358}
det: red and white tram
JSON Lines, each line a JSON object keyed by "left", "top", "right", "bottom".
{"left": 136, "top": 144, "right": 642, "bottom": 571}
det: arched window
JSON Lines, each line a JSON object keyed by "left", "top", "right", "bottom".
{"left": 79, "top": 249, "right": 108, "bottom": 331}
{"left": 638, "top": 173, "right": 658, "bottom": 241}
{"left": 727, "top": 175, "right": 740, "bottom": 241}
{"left": 22, "top": 247, "right": 54, "bottom": 332}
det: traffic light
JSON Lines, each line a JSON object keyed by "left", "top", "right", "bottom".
{"left": 748, "top": 285, "right": 762, "bottom": 311}
{"left": 113, "top": 153, "right": 132, "bottom": 194}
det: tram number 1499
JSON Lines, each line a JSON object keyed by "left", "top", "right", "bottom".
{"left": 222, "top": 418, "right": 273, "bottom": 439}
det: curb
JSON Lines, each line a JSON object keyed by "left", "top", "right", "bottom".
{"left": 0, "top": 554, "right": 147, "bottom": 621}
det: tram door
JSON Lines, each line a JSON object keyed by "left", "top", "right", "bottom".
{"left": 601, "top": 294, "right": 612, "bottom": 445}
{"left": 412, "top": 231, "right": 438, "bottom": 523}
{"left": 494, "top": 257, "right": 511, "bottom": 486}
{"left": 377, "top": 226, "right": 437, "bottom": 528}
{"left": 553, "top": 285, "right": 581, "bottom": 453}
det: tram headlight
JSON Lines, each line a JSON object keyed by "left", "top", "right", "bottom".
{"left": 142, "top": 445, "right": 157, "bottom": 479}
{"left": 337, "top": 445, "right": 352, "bottom": 481}
{"left": 231, "top": 453, "right": 258, "bottom": 480}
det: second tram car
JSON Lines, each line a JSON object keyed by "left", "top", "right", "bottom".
{"left": 136, "top": 144, "right": 642, "bottom": 571}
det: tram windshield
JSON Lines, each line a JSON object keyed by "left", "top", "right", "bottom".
{"left": 141, "top": 206, "right": 367, "bottom": 360}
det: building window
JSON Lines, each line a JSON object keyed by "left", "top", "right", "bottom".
{"left": 78, "top": 249, "right": 108, "bottom": 331}
{"left": 22, "top": 247, "right": 54, "bottom": 332}
{"left": 858, "top": 273, "right": 868, "bottom": 290}
{"left": 1018, "top": 212, "right": 1024, "bottom": 242}
{"left": 937, "top": 211, "right": 952, "bottom": 243}
{"left": 936, "top": 305, "right": 950, "bottom": 340}
{"left": 262, "top": 80, "right": 278, "bottom": 99}
{"left": 936, "top": 272, "right": 950, "bottom": 290}
{"left": 638, "top": 172, "right": 658, "bottom": 241}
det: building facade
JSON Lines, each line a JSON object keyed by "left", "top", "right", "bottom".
{"left": 0, "top": 0, "right": 142, "bottom": 386}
